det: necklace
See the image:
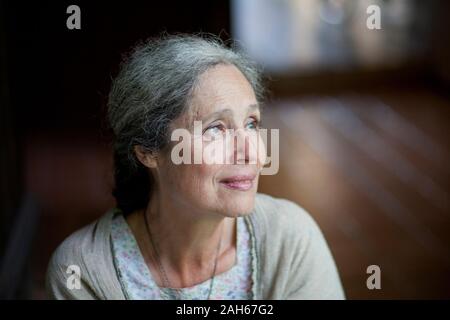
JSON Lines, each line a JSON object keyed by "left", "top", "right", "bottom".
{"left": 143, "top": 209, "right": 224, "bottom": 300}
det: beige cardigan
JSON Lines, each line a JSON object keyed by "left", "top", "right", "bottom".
{"left": 45, "top": 193, "right": 345, "bottom": 300}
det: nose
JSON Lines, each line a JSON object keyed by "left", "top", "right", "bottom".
{"left": 233, "top": 129, "right": 257, "bottom": 165}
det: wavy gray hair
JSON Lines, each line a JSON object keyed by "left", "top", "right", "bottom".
{"left": 107, "top": 33, "right": 265, "bottom": 214}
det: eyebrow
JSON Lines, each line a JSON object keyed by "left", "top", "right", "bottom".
{"left": 201, "top": 103, "right": 260, "bottom": 123}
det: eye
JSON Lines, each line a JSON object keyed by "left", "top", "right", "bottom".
{"left": 246, "top": 117, "right": 260, "bottom": 130}
{"left": 204, "top": 123, "right": 226, "bottom": 137}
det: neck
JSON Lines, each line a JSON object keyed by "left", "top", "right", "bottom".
{"left": 144, "top": 189, "right": 236, "bottom": 278}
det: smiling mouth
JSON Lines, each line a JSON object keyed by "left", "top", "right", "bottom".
{"left": 219, "top": 175, "right": 256, "bottom": 191}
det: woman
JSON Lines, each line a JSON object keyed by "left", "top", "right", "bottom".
{"left": 46, "top": 34, "right": 345, "bottom": 300}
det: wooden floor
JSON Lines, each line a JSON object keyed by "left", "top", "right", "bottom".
{"left": 28, "top": 87, "right": 450, "bottom": 299}
{"left": 258, "top": 88, "right": 450, "bottom": 299}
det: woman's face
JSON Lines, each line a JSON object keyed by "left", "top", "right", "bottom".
{"left": 155, "top": 64, "right": 266, "bottom": 218}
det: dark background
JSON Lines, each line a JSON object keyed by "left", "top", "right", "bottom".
{"left": 1, "top": 0, "right": 449, "bottom": 299}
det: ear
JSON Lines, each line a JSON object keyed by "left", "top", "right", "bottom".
{"left": 134, "top": 145, "right": 158, "bottom": 168}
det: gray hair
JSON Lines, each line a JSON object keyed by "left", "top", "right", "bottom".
{"left": 107, "top": 33, "right": 265, "bottom": 214}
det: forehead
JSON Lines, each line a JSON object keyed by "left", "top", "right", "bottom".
{"left": 188, "top": 64, "right": 258, "bottom": 119}
{"left": 170, "top": 64, "right": 260, "bottom": 130}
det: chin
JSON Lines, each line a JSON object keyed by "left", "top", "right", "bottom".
{"left": 219, "top": 191, "right": 257, "bottom": 217}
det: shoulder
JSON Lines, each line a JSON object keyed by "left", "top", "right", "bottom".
{"left": 48, "top": 221, "right": 97, "bottom": 271}
{"left": 45, "top": 209, "right": 117, "bottom": 299}
{"left": 251, "top": 193, "right": 345, "bottom": 299}
{"left": 253, "top": 192, "right": 319, "bottom": 237}
{"left": 48, "top": 208, "right": 116, "bottom": 267}
{"left": 251, "top": 193, "right": 324, "bottom": 258}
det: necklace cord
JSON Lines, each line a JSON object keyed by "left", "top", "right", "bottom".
{"left": 143, "top": 208, "right": 224, "bottom": 300}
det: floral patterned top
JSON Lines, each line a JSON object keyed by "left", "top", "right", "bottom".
{"left": 110, "top": 212, "right": 254, "bottom": 300}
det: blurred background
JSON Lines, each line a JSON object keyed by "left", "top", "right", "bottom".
{"left": 0, "top": 0, "right": 449, "bottom": 299}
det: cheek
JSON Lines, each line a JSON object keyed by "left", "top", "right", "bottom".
{"left": 168, "top": 161, "right": 220, "bottom": 198}
{"left": 164, "top": 138, "right": 222, "bottom": 199}
{"left": 202, "top": 139, "right": 226, "bottom": 164}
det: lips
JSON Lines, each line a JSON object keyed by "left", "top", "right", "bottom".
{"left": 219, "top": 174, "right": 256, "bottom": 191}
